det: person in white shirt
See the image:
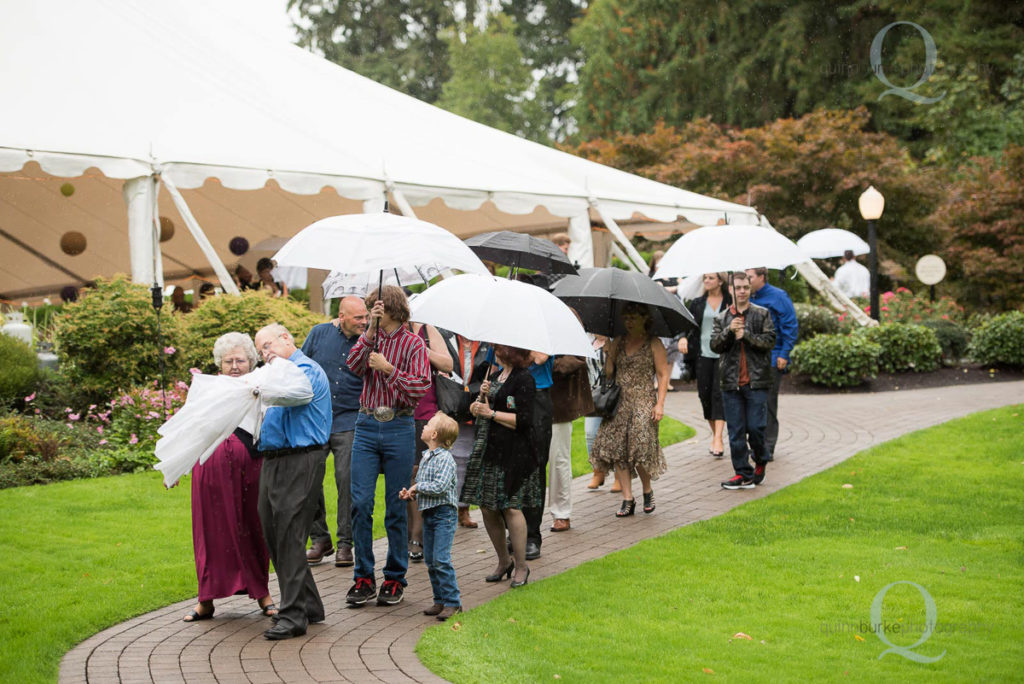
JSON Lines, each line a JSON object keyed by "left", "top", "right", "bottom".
{"left": 834, "top": 250, "right": 870, "bottom": 298}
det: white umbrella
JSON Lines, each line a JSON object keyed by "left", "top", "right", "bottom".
{"left": 410, "top": 274, "right": 594, "bottom": 357}
{"left": 652, "top": 224, "right": 809, "bottom": 279}
{"left": 272, "top": 213, "right": 490, "bottom": 277}
{"left": 321, "top": 263, "right": 446, "bottom": 299}
{"left": 796, "top": 228, "right": 870, "bottom": 259}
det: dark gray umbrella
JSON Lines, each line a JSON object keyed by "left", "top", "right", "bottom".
{"left": 464, "top": 231, "right": 577, "bottom": 275}
{"left": 552, "top": 267, "right": 697, "bottom": 337}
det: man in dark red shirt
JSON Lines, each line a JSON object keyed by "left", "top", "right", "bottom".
{"left": 344, "top": 286, "right": 430, "bottom": 607}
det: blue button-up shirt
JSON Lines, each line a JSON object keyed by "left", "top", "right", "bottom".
{"left": 750, "top": 282, "right": 799, "bottom": 367}
{"left": 258, "top": 349, "right": 332, "bottom": 450}
{"left": 529, "top": 357, "right": 554, "bottom": 390}
{"left": 414, "top": 447, "right": 459, "bottom": 511}
{"left": 301, "top": 321, "right": 363, "bottom": 433}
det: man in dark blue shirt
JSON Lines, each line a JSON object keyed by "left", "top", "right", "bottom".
{"left": 254, "top": 323, "right": 332, "bottom": 640}
{"left": 301, "top": 296, "right": 369, "bottom": 569}
{"left": 747, "top": 268, "right": 799, "bottom": 463}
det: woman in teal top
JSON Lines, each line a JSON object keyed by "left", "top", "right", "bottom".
{"left": 679, "top": 273, "right": 731, "bottom": 458}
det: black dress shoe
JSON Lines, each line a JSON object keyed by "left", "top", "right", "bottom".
{"left": 264, "top": 623, "right": 306, "bottom": 640}
{"left": 525, "top": 541, "right": 541, "bottom": 560}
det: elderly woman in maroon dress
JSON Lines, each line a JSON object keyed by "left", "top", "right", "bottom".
{"left": 183, "top": 332, "right": 277, "bottom": 622}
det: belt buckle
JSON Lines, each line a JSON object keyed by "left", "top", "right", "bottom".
{"left": 373, "top": 406, "right": 395, "bottom": 422}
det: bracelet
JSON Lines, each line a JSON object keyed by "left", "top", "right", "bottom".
{"left": 491, "top": 410, "right": 497, "bottom": 420}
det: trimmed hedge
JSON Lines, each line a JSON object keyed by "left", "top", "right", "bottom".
{"left": 855, "top": 323, "right": 942, "bottom": 374}
{"left": 968, "top": 310, "right": 1024, "bottom": 368}
{"left": 794, "top": 303, "right": 842, "bottom": 342}
{"left": 921, "top": 319, "right": 971, "bottom": 366}
{"left": 0, "top": 334, "right": 39, "bottom": 406}
{"left": 791, "top": 333, "right": 881, "bottom": 387}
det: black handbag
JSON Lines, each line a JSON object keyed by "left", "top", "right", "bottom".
{"left": 434, "top": 372, "right": 468, "bottom": 420}
{"left": 591, "top": 375, "right": 621, "bottom": 418}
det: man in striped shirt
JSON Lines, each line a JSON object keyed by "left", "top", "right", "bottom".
{"left": 345, "top": 286, "right": 431, "bottom": 607}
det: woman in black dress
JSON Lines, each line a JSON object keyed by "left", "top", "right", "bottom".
{"left": 462, "top": 344, "right": 538, "bottom": 588}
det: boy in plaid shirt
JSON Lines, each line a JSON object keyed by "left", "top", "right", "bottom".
{"left": 399, "top": 412, "right": 462, "bottom": 620}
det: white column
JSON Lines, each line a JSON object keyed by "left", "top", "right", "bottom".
{"left": 123, "top": 176, "right": 156, "bottom": 285}
{"left": 567, "top": 212, "right": 593, "bottom": 268}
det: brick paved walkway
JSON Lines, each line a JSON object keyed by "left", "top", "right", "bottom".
{"left": 60, "top": 381, "right": 1023, "bottom": 683}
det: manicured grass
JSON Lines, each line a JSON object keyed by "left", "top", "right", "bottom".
{"left": 418, "top": 405, "right": 1024, "bottom": 682}
{"left": 0, "top": 418, "right": 695, "bottom": 683}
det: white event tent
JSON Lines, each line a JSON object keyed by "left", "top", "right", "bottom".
{"left": 0, "top": 0, "right": 768, "bottom": 302}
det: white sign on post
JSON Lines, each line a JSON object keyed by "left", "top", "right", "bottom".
{"left": 915, "top": 255, "right": 946, "bottom": 285}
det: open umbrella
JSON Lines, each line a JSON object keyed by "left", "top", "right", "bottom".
{"left": 652, "top": 224, "right": 808, "bottom": 279}
{"left": 321, "top": 263, "right": 446, "bottom": 299}
{"left": 796, "top": 228, "right": 870, "bottom": 259}
{"left": 272, "top": 213, "right": 490, "bottom": 277}
{"left": 552, "top": 267, "right": 696, "bottom": 337}
{"left": 464, "top": 231, "right": 577, "bottom": 275}
{"left": 409, "top": 274, "right": 593, "bottom": 357}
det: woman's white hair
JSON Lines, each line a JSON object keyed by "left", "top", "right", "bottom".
{"left": 212, "top": 332, "right": 258, "bottom": 369}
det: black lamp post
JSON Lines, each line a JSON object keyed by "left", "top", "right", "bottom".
{"left": 858, "top": 186, "right": 885, "bottom": 321}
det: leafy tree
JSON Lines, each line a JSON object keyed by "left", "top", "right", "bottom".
{"left": 929, "top": 145, "right": 1024, "bottom": 311}
{"left": 438, "top": 13, "right": 548, "bottom": 140}
{"left": 569, "top": 107, "right": 944, "bottom": 274}
{"left": 289, "top": 0, "right": 464, "bottom": 103}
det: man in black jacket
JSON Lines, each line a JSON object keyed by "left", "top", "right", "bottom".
{"left": 710, "top": 272, "right": 776, "bottom": 490}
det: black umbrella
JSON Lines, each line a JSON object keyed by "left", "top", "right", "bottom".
{"left": 464, "top": 231, "right": 578, "bottom": 276}
{"left": 552, "top": 267, "right": 697, "bottom": 338}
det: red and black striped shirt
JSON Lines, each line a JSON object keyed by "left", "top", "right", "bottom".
{"left": 347, "top": 325, "right": 430, "bottom": 409}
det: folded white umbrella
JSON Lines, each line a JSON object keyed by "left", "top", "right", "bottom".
{"left": 410, "top": 274, "right": 594, "bottom": 357}
{"left": 653, "top": 224, "right": 809, "bottom": 279}
{"left": 796, "top": 228, "right": 870, "bottom": 259}
{"left": 273, "top": 213, "right": 490, "bottom": 276}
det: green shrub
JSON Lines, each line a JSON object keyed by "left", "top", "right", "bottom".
{"left": 921, "top": 319, "right": 971, "bottom": 365}
{"left": 179, "top": 290, "right": 326, "bottom": 373}
{"left": 52, "top": 276, "right": 188, "bottom": 404}
{"left": 0, "top": 455, "right": 95, "bottom": 489}
{"left": 968, "top": 310, "right": 1024, "bottom": 368}
{"left": 794, "top": 303, "right": 841, "bottom": 342}
{"left": 856, "top": 324, "right": 942, "bottom": 373}
{"left": 0, "top": 334, "right": 39, "bottom": 406}
{"left": 0, "top": 414, "right": 60, "bottom": 464}
{"left": 791, "top": 333, "right": 881, "bottom": 387}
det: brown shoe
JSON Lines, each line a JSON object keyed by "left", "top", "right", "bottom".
{"left": 306, "top": 539, "right": 334, "bottom": 565}
{"left": 609, "top": 481, "right": 622, "bottom": 493}
{"left": 423, "top": 603, "right": 444, "bottom": 616}
{"left": 550, "top": 519, "right": 570, "bottom": 532}
{"left": 586, "top": 473, "right": 605, "bottom": 489}
{"left": 334, "top": 545, "right": 354, "bottom": 567}
{"left": 458, "top": 508, "right": 478, "bottom": 528}
{"left": 436, "top": 605, "right": 463, "bottom": 621}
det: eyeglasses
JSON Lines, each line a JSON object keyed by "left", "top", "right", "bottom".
{"left": 222, "top": 358, "right": 249, "bottom": 367}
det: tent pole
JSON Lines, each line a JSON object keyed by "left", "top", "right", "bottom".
{"left": 609, "top": 243, "right": 639, "bottom": 273}
{"left": 124, "top": 176, "right": 156, "bottom": 286}
{"left": 567, "top": 212, "right": 593, "bottom": 268}
{"left": 590, "top": 200, "right": 648, "bottom": 273}
{"left": 162, "top": 177, "right": 240, "bottom": 295}
{"left": 795, "top": 260, "right": 876, "bottom": 327}
{"left": 387, "top": 183, "right": 418, "bottom": 219}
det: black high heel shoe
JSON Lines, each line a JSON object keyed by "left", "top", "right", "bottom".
{"left": 510, "top": 567, "right": 531, "bottom": 588}
{"left": 615, "top": 498, "right": 636, "bottom": 517}
{"left": 485, "top": 561, "right": 515, "bottom": 582}
{"left": 643, "top": 490, "right": 656, "bottom": 514}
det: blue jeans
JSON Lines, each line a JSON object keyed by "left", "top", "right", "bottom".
{"left": 350, "top": 413, "right": 414, "bottom": 584}
{"left": 422, "top": 504, "right": 460, "bottom": 606}
{"left": 721, "top": 385, "right": 769, "bottom": 479}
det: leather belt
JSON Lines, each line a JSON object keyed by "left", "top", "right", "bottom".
{"left": 359, "top": 406, "right": 415, "bottom": 422}
{"left": 258, "top": 444, "right": 325, "bottom": 459}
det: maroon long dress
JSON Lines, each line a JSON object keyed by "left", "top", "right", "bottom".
{"left": 191, "top": 428, "right": 270, "bottom": 602}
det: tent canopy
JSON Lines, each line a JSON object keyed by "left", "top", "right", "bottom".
{"left": 0, "top": 0, "right": 764, "bottom": 301}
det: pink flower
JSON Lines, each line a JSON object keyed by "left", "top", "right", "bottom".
{"left": 69, "top": 413, "right": 80, "bottom": 421}
{"left": 881, "top": 306, "right": 889, "bottom": 312}
{"left": 129, "top": 434, "right": 139, "bottom": 445}
{"left": 24, "top": 392, "right": 36, "bottom": 402}
{"left": 34, "top": 408, "right": 40, "bottom": 414}
{"left": 96, "top": 426, "right": 104, "bottom": 434}
{"left": 99, "top": 439, "right": 107, "bottom": 445}
{"left": 148, "top": 411, "right": 160, "bottom": 419}
{"left": 88, "top": 404, "right": 96, "bottom": 410}
{"left": 164, "top": 346, "right": 176, "bottom": 355}
{"left": 189, "top": 367, "right": 202, "bottom": 375}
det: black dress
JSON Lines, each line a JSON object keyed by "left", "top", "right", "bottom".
{"left": 460, "top": 366, "right": 541, "bottom": 510}
{"left": 685, "top": 291, "right": 732, "bottom": 421}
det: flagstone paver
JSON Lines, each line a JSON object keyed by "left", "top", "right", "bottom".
{"left": 60, "top": 381, "right": 1023, "bottom": 683}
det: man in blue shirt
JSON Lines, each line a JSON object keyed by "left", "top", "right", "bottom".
{"left": 301, "top": 296, "right": 369, "bottom": 569}
{"left": 254, "top": 323, "right": 332, "bottom": 640}
{"left": 747, "top": 268, "right": 799, "bottom": 464}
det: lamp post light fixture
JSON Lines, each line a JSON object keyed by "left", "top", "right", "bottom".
{"left": 858, "top": 185, "right": 885, "bottom": 321}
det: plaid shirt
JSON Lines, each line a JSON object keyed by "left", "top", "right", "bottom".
{"left": 414, "top": 447, "right": 458, "bottom": 511}
{"left": 347, "top": 324, "right": 430, "bottom": 409}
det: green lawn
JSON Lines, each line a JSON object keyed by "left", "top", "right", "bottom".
{"left": 418, "top": 405, "right": 1024, "bottom": 682}
{"left": 0, "top": 416, "right": 693, "bottom": 682}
